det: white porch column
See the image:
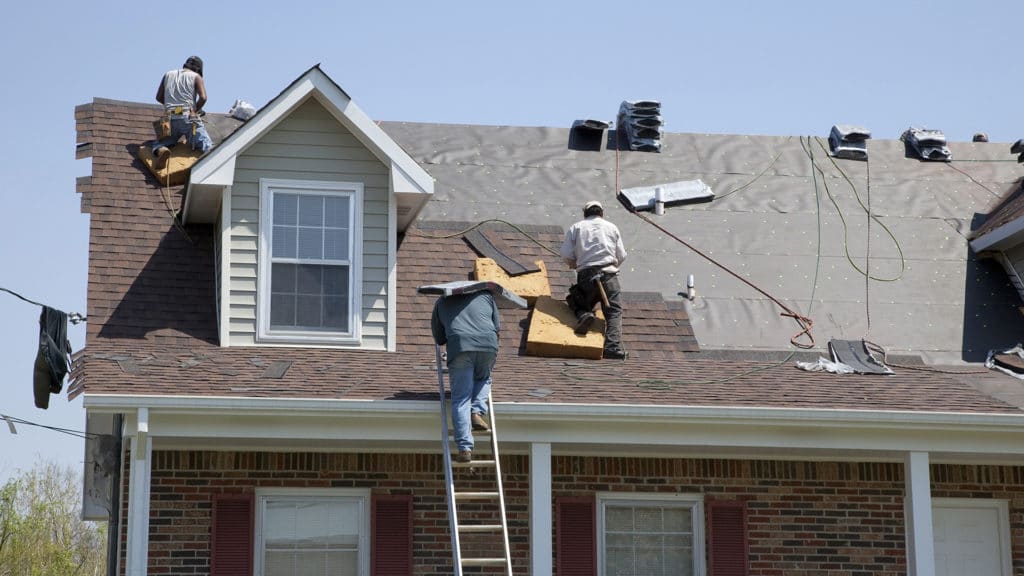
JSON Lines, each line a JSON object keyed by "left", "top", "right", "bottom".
{"left": 125, "top": 407, "right": 152, "bottom": 576}
{"left": 530, "top": 442, "right": 552, "bottom": 576}
{"left": 904, "top": 451, "right": 935, "bottom": 576}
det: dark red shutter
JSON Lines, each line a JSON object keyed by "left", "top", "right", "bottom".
{"left": 556, "top": 496, "right": 596, "bottom": 576}
{"left": 211, "top": 493, "right": 254, "bottom": 576}
{"left": 371, "top": 494, "right": 413, "bottom": 576}
{"left": 706, "top": 500, "right": 749, "bottom": 576}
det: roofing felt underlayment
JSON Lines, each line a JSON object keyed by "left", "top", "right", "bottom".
{"left": 379, "top": 122, "right": 1024, "bottom": 364}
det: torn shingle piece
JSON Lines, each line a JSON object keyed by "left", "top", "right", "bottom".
{"left": 463, "top": 229, "right": 541, "bottom": 276}
{"left": 261, "top": 360, "right": 293, "bottom": 379}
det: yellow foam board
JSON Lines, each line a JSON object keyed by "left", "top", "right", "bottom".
{"left": 525, "top": 296, "right": 605, "bottom": 360}
{"left": 474, "top": 258, "right": 550, "bottom": 305}
{"left": 137, "top": 143, "right": 203, "bottom": 187}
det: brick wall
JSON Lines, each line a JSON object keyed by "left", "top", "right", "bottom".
{"left": 119, "top": 451, "right": 1024, "bottom": 575}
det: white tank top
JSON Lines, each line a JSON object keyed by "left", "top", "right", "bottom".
{"left": 162, "top": 68, "right": 199, "bottom": 110}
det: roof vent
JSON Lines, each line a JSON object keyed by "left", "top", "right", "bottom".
{"left": 901, "top": 127, "right": 951, "bottom": 161}
{"left": 1011, "top": 139, "right": 1024, "bottom": 163}
{"left": 617, "top": 100, "right": 663, "bottom": 152}
{"left": 828, "top": 124, "right": 871, "bottom": 161}
{"left": 569, "top": 119, "right": 611, "bottom": 151}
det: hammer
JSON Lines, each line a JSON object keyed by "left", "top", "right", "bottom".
{"left": 593, "top": 276, "right": 610, "bottom": 309}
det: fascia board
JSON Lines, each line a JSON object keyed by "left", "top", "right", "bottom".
{"left": 84, "top": 394, "right": 1024, "bottom": 458}
{"left": 970, "top": 215, "right": 1024, "bottom": 252}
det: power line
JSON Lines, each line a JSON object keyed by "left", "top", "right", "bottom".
{"left": 0, "top": 413, "right": 97, "bottom": 439}
{"left": 0, "top": 286, "right": 86, "bottom": 324}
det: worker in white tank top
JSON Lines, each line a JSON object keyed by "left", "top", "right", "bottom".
{"left": 151, "top": 55, "right": 213, "bottom": 165}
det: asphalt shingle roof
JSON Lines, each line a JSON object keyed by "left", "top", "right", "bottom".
{"left": 71, "top": 98, "right": 1024, "bottom": 415}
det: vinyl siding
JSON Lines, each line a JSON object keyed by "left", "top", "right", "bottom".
{"left": 227, "top": 98, "right": 390, "bottom": 348}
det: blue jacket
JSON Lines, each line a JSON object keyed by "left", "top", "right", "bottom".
{"left": 431, "top": 291, "right": 500, "bottom": 359}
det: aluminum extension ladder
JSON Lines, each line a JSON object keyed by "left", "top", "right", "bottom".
{"left": 435, "top": 345, "right": 514, "bottom": 575}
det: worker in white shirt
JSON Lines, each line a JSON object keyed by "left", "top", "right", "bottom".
{"left": 151, "top": 56, "right": 213, "bottom": 167}
{"left": 560, "top": 200, "right": 628, "bottom": 359}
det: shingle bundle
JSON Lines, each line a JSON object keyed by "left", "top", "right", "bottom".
{"left": 617, "top": 100, "right": 663, "bottom": 152}
{"left": 902, "top": 127, "right": 951, "bottom": 161}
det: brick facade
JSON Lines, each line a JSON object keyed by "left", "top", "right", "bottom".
{"left": 119, "top": 451, "right": 1024, "bottom": 575}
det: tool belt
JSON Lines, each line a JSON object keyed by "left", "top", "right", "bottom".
{"left": 164, "top": 104, "right": 193, "bottom": 117}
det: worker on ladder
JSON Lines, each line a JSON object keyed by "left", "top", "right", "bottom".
{"left": 431, "top": 290, "right": 500, "bottom": 464}
{"left": 151, "top": 55, "right": 213, "bottom": 168}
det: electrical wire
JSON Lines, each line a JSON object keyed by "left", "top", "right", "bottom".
{"left": 804, "top": 138, "right": 906, "bottom": 282}
{"left": 944, "top": 162, "right": 1002, "bottom": 198}
{"left": 0, "top": 286, "right": 86, "bottom": 324}
{"left": 713, "top": 136, "right": 793, "bottom": 200}
{"left": 0, "top": 413, "right": 98, "bottom": 439}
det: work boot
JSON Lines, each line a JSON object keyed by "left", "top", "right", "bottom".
{"left": 455, "top": 450, "right": 472, "bottom": 463}
{"left": 471, "top": 413, "right": 490, "bottom": 432}
{"left": 154, "top": 146, "right": 171, "bottom": 169}
{"left": 574, "top": 312, "right": 596, "bottom": 335}
{"left": 603, "top": 349, "right": 628, "bottom": 360}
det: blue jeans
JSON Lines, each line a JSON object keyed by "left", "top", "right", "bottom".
{"left": 448, "top": 351, "right": 495, "bottom": 452}
{"left": 151, "top": 116, "right": 213, "bottom": 153}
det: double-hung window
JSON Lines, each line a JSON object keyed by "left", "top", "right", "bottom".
{"left": 255, "top": 489, "right": 369, "bottom": 576}
{"left": 259, "top": 179, "right": 362, "bottom": 343}
{"left": 598, "top": 493, "right": 704, "bottom": 576}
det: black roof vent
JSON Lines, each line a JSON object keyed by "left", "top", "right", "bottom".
{"left": 569, "top": 119, "right": 611, "bottom": 151}
{"left": 1011, "top": 139, "right": 1024, "bottom": 163}
{"left": 617, "top": 100, "right": 663, "bottom": 152}
{"left": 828, "top": 124, "right": 871, "bottom": 161}
{"left": 902, "top": 127, "right": 951, "bottom": 162}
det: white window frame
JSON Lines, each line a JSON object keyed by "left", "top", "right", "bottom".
{"left": 253, "top": 487, "right": 371, "bottom": 576}
{"left": 258, "top": 178, "right": 363, "bottom": 344}
{"left": 597, "top": 492, "right": 706, "bottom": 576}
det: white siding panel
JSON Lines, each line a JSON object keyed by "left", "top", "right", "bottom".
{"left": 228, "top": 98, "right": 391, "bottom": 350}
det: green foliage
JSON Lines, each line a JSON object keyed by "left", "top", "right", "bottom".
{"left": 0, "top": 460, "right": 106, "bottom": 576}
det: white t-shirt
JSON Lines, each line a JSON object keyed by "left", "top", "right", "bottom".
{"left": 162, "top": 68, "right": 199, "bottom": 111}
{"left": 560, "top": 216, "right": 627, "bottom": 272}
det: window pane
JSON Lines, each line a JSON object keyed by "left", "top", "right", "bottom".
{"left": 323, "top": 296, "right": 348, "bottom": 329}
{"left": 323, "top": 228, "right": 349, "bottom": 260}
{"left": 273, "top": 225, "right": 296, "bottom": 258}
{"left": 298, "top": 227, "right": 323, "bottom": 259}
{"left": 296, "top": 295, "right": 322, "bottom": 327}
{"left": 298, "top": 195, "right": 323, "bottom": 227}
{"left": 263, "top": 498, "right": 361, "bottom": 576}
{"left": 604, "top": 503, "right": 694, "bottom": 576}
{"left": 273, "top": 193, "right": 297, "bottom": 225}
{"left": 323, "top": 267, "right": 348, "bottom": 297}
{"left": 270, "top": 294, "right": 295, "bottom": 328}
{"left": 296, "top": 265, "right": 322, "bottom": 296}
{"left": 324, "top": 196, "right": 349, "bottom": 228}
{"left": 271, "top": 263, "right": 297, "bottom": 293}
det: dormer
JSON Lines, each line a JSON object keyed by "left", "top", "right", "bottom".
{"left": 182, "top": 65, "right": 433, "bottom": 350}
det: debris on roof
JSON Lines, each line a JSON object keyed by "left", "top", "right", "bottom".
{"left": 828, "top": 124, "right": 871, "bottom": 161}
{"left": 463, "top": 228, "right": 542, "bottom": 276}
{"left": 901, "top": 127, "right": 952, "bottom": 161}
{"left": 617, "top": 100, "right": 663, "bottom": 152}
{"left": 828, "top": 340, "right": 894, "bottom": 375}
{"left": 985, "top": 344, "right": 1024, "bottom": 379}
{"left": 619, "top": 179, "right": 715, "bottom": 212}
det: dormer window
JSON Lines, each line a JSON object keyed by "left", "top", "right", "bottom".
{"left": 258, "top": 178, "right": 363, "bottom": 344}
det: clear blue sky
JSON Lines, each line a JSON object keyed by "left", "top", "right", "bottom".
{"left": 2, "top": 1, "right": 1021, "bottom": 482}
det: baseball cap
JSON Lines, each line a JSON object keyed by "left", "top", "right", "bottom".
{"left": 584, "top": 200, "right": 603, "bottom": 211}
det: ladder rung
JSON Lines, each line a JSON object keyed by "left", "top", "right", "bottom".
{"left": 455, "top": 491, "right": 499, "bottom": 499}
{"left": 461, "top": 557, "right": 507, "bottom": 566}
{"left": 451, "top": 459, "right": 495, "bottom": 468}
{"left": 458, "top": 524, "right": 502, "bottom": 533}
